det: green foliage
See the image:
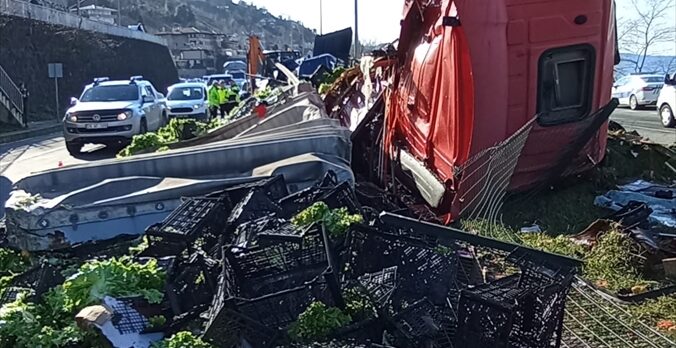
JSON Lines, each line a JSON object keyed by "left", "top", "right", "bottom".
{"left": 343, "top": 288, "right": 376, "bottom": 320}
{"left": 59, "top": 256, "right": 165, "bottom": 312}
{"left": 117, "top": 132, "right": 165, "bottom": 157}
{"left": 118, "top": 118, "right": 211, "bottom": 157}
{"left": 583, "top": 229, "right": 646, "bottom": 292}
{"left": 148, "top": 315, "right": 167, "bottom": 329}
{"left": 152, "top": 331, "right": 213, "bottom": 348}
{"left": 0, "top": 248, "right": 29, "bottom": 275}
{"left": 291, "top": 202, "right": 363, "bottom": 237}
{"left": 630, "top": 296, "right": 676, "bottom": 338}
{"left": 288, "top": 302, "right": 352, "bottom": 342}
{"left": 0, "top": 292, "right": 87, "bottom": 348}
{"left": 254, "top": 86, "right": 273, "bottom": 101}
{"left": 460, "top": 220, "right": 653, "bottom": 293}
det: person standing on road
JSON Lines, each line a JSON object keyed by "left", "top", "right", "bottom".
{"left": 224, "top": 80, "right": 240, "bottom": 115}
{"left": 217, "top": 80, "right": 229, "bottom": 118}
{"left": 19, "top": 83, "right": 29, "bottom": 127}
{"left": 207, "top": 81, "right": 220, "bottom": 119}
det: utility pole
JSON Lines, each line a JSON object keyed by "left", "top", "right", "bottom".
{"left": 354, "top": 0, "right": 359, "bottom": 58}
{"left": 76, "top": 0, "right": 81, "bottom": 16}
{"left": 319, "top": 0, "right": 323, "bottom": 35}
{"left": 117, "top": 0, "right": 121, "bottom": 26}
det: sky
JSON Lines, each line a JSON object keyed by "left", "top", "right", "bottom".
{"left": 238, "top": 0, "right": 675, "bottom": 55}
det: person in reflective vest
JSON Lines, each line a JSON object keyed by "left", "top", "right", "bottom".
{"left": 224, "top": 80, "right": 241, "bottom": 115}
{"left": 207, "top": 81, "right": 220, "bottom": 119}
{"left": 217, "top": 80, "right": 228, "bottom": 117}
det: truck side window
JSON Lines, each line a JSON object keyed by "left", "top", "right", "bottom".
{"left": 537, "top": 45, "right": 595, "bottom": 126}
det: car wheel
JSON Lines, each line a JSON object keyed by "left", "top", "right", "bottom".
{"left": 629, "top": 95, "right": 640, "bottom": 110}
{"left": 140, "top": 118, "right": 148, "bottom": 134}
{"left": 162, "top": 112, "right": 169, "bottom": 127}
{"left": 659, "top": 104, "right": 676, "bottom": 128}
{"left": 65, "top": 141, "right": 81, "bottom": 156}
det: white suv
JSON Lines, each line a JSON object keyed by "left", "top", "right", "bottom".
{"left": 611, "top": 74, "right": 664, "bottom": 110}
{"left": 657, "top": 73, "right": 675, "bottom": 128}
{"left": 63, "top": 76, "right": 167, "bottom": 155}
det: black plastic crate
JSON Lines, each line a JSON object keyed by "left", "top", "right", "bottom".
{"left": 278, "top": 186, "right": 333, "bottom": 219}
{"left": 453, "top": 267, "right": 572, "bottom": 348}
{"left": 356, "top": 266, "right": 398, "bottom": 307}
{"left": 318, "top": 181, "right": 361, "bottom": 213}
{"left": 149, "top": 197, "right": 228, "bottom": 242}
{"left": 389, "top": 298, "right": 444, "bottom": 348}
{"left": 165, "top": 252, "right": 220, "bottom": 316}
{"left": 0, "top": 262, "right": 64, "bottom": 306}
{"left": 214, "top": 175, "right": 289, "bottom": 204}
{"left": 227, "top": 189, "right": 283, "bottom": 234}
{"left": 223, "top": 233, "right": 329, "bottom": 298}
{"left": 204, "top": 276, "right": 334, "bottom": 348}
{"left": 137, "top": 224, "right": 188, "bottom": 258}
{"left": 233, "top": 215, "right": 310, "bottom": 250}
{"left": 344, "top": 225, "right": 458, "bottom": 307}
{"left": 0, "top": 286, "right": 34, "bottom": 306}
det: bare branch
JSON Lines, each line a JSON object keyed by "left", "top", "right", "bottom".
{"left": 620, "top": 0, "right": 676, "bottom": 72}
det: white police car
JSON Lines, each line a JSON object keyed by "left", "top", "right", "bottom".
{"left": 63, "top": 76, "right": 167, "bottom": 155}
{"left": 165, "top": 82, "right": 209, "bottom": 121}
{"left": 611, "top": 73, "right": 664, "bottom": 110}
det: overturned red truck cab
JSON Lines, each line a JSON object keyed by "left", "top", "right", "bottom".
{"left": 382, "top": 0, "right": 618, "bottom": 220}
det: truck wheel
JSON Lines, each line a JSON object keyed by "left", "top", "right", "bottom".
{"left": 66, "top": 141, "right": 81, "bottom": 156}
{"left": 629, "top": 95, "right": 640, "bottom": 110}
{"left": 660, "top": 104, "right": 675, "bottom": 128}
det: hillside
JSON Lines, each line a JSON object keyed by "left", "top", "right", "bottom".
{"left": 69, "top": 0, "right": 316, "bottom": 51}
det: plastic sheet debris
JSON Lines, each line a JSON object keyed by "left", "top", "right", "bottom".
{"left": 76, "top": 296, "right": 164, "bottom": 348}
{"left": 595, "top": 180, "right": 676, "bottom": 228}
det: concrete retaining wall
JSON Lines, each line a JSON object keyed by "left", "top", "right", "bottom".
{"left": 0, "top": 0, "right": 167, "bottom": 46}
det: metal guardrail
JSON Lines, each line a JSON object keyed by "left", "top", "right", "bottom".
{"left": 0, "top": 0, "right": 167, "bottom": 46}
{"left": 0, "top": 63, "right": 24, "bottom": 117}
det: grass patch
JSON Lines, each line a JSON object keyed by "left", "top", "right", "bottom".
{"left": 500, "top": 135, "right": 676, "bottom": 235}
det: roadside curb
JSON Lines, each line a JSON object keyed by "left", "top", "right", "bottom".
{"left": 0, "top": 124, "right": 61, "bottom": 144}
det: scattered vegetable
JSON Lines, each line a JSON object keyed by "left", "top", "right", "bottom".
{"left": 151, "top": 331, "right": 213, "bottom": 348}
{"left": 583, "top": 229, "right": 647, "bottom": 292}
{"left": 148, "top": 315, "right": 167, "bottom": 329}
{"left": 0, "top": 248, "right": 30, "bottom": 275}
{"left": 117, "top": 118, "right": 222, "bottom": 157}
{"left": 630, "top": 296, "right": 676, "bottom": 339}
{"left": 292, "top": 202, "right": 363, "bottom": 237}
{"left": 58, "top": 256, "right": 165, "bottom": 312}
{"left": 343, "top": 287, "right": 376, "bottom": 320}
{"left": 288, "top": 302, "right": 352, "bottom": 342}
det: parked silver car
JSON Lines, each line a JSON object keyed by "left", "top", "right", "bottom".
{"left": 63, "top": 76, "right": 167, "bottom": 155}
{"left": 166, "top": 82, "right": 209, "bottom": 121}
{"left": 611, "top": 74, "right": 664, "bottom": 110}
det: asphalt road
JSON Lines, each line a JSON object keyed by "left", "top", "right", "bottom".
{"left": 1, "top": 108, "right": 673, "bottom": 186}
{"left": 0, "top": 134, "right": 119, "bottom": 184}
{"left": 610, "top": 106, "right": 676, "bottom": 145}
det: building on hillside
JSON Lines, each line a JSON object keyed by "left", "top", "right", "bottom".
{"left": 157, "top": 27, "right": 229, "bottom": 76}
{"left": 69, "top": 5, "right": 117, "bottom": 24}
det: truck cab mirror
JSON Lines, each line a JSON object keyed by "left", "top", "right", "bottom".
{"left": 70, "top": 97, "right": 78, "bottom": 106}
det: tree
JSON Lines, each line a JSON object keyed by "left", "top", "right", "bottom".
{"left": 174, "top": 3, "right": 195, "bottom": 25}
{"left": 619, "top": 0, "right": 676, "bottom": 73}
